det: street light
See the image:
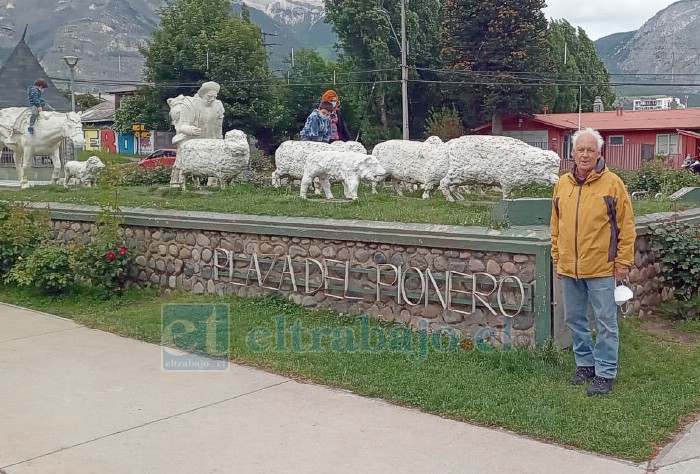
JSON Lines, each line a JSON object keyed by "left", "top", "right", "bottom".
{"left": 62, "top": 55, "right": 81, "bottom": 112}
{"left": 374, "top": 4, "right": 409, "bottom": 140}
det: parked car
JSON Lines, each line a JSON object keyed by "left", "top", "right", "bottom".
{"left": 138, "top": 149, "right": 177, "bottom": 169}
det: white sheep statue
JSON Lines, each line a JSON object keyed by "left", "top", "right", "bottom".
{"left": 272, "top": 140, "right": 367, "bottom": 191}
{"left": 63, "top": 156, "right": 106, "bottom": 188}
{"left": 300, "top": 151, "right": 386, "bottom": 200}
{"left": 176, "top": 129, "right": 250, "bottom": 190}
{"left": 439, "top": 135, "right": 561, "bottom": 200}
{"left": 371, "top": 136, "right": 447, "bottom": 199}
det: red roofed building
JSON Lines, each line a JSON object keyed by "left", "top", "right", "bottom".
{"left": 473, "top": 108, "right": 700, "bottom": 169}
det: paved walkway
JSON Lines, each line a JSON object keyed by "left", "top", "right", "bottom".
{"left": 0, "top": 303, "right": 697, "bottom": 473}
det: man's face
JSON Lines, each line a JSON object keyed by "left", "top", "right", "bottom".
{"left": 319, "top": 108, "right": 331, "bottom": 117}
{"left": 572, "top": 133, "right": 600, "bottom": 174}
{"left": 203, "top": 90, "right": 217, "bottom": 106}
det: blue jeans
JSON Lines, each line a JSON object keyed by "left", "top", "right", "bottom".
{"left": 561, "top": 276, "right": 619, "bottom": 379}
{"left": 29, "top": 106, "right": 39, "bottom": 126}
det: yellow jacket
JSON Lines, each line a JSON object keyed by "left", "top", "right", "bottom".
{"left": 550, "top": 159, "right": 636, "bottom": 279}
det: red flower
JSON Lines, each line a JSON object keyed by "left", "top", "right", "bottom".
{"left": 105, "top": 251, "right": 116, "bottom": 262}
{"left": 118, "top": 246, "right": 128, "bottom": 256}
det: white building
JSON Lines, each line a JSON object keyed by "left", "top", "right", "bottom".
{"left": 632, "top": 97, "right": 686, "bottom": 111}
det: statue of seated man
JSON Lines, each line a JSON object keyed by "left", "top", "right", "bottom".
{"left": 167, "top": 81, "right": 225, "bottom": 187}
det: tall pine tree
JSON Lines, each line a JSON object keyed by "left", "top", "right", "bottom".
{"left": 440, "top": 0, "right": 550, "bottom": 132}
{"left": 325, "top": 0, "right": 444, "bottom": 139}
{"left": 545, "top": 20, "right": 615, "bottom": 113}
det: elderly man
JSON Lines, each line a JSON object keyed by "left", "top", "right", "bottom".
{"left": 167, "top": 81, "right": 225, "bottom": 187}
{"left": 550, "top": 127, "right": 636, "bottom": 396}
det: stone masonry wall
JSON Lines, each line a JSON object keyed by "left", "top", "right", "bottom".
{"left": 43, "top": 211, "right": 684, "bottom": 346}
{"left": 48, "top": 221, "right": 540, "bottom": 347}
{"left": 629, "top": 232, "right": 672, "bottom": 317}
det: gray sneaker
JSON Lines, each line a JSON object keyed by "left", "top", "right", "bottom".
{"left": 569, "top": 366, "right": 595, "bottom": 385}
{"left": 587, "top": 376, "right": 614, "bottom": 396}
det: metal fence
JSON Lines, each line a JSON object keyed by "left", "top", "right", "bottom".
{"left": 0, "top": 140, "right": 73, "bottom": 168}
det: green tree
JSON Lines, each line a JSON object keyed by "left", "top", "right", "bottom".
{"left": 545, "top": 20, "right": 615, "bottom": 113}
{"left": 59, "top": 89, "right": 102, "bottom": 111}
{"left": 113, "top": 91, "right": 170, "bottom": 134}
{"left": 140, "top": 0, "right": 283, "bottom": 150}
{"left": 277, "top": 50, "right": 335, "bottom": 138}
{"left": 325, "top": 0, "right": 445, "bottom": 138}
{"left": 440, "top": 0, "right": 551, "bottom": 131}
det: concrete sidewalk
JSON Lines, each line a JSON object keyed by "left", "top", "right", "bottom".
{"left": 0, "top": 303, "right": 696, "bottom": 474}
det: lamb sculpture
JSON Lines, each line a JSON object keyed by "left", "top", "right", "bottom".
{"left": 63, "top": 156, "right": 106, "bottom": 188}
{"left": 300, "top": 151, "right": 386, "bottom": 200}
{"left": 272, "top": 140, "right": 367, "bottom": 190}
{"left": 439, "top": 135, "right": 561, "bottom": 200}
{"left": 176, "top": 129, "right": 250, "bottom": 190}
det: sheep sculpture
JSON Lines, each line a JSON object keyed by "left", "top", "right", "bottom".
{"left": 176, "top": 129, "right": 250, "bottom": 190}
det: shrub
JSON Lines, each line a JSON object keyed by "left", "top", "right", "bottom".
{"left": 0, "top": 203, "right": 50, "bottom": 277}
{"left": 71, "top": 189, "right": 134, "bottom": 293}
{"left": 618, "top": 159, "right": 700, "bottom": 194}
{"left": 358, "top": 122, "right": 402, "bottom": 150}
{"left": 118, "top": 164, "right": 172, "bottom": 187}
{"left": 5, "top": 244, "right": 78, "bottom": 294}
{"left": 75, "top": 241, "right": 132, "bottom": 293}
{"left": 424, "top": 106, "right": 465, "bottom": 140}
{"left": 250, "top": 147, "right": 274, "bottom": 173}
{"left": 649, "top": 218, "right": 700, "bottom": 319}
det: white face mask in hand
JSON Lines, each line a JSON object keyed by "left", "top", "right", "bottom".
{"left": 614, "top": 282, "right": 633, "bottom": 316}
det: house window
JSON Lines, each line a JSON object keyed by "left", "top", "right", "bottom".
{"left": 608, "top": 135, "right": 624, "bottom": 147}
{"left": 656, "top": 134, "right": 678, "bottom": 155}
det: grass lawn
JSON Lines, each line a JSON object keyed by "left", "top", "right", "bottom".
{"left": 0, "top": 183, "right": 695, "bottom": 227}
{"left": 1, "top": 285, "right": 698, "bottom": 461}
{"left": 675, "top": 319, "right": 700, "bottom": 333}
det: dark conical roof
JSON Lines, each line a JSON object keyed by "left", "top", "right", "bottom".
{"left": 0, "top": 28, "right": 71, "bottom": 111}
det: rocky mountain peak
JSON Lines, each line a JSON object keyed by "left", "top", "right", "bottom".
{"left": 596, "top": 0, "right": 700, "bottom": 101}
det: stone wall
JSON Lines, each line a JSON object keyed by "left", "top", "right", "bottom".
{"left": 44, "top": 205, "right": 553, "bottom": 348}
{"left": 628, "top": 232, "right": 665, "bottom": 316}
{"left": 42, "top": 204, "right": 699, "bottom": 348}
{"left": 49, "top": 221, "right": 540, "bottom": 346}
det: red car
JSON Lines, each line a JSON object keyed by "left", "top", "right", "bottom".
{"left": 138, "top": 149, "right": 177, "bottom": 169}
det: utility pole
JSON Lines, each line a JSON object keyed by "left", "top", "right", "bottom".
{"left": 400, "top": 0, "right": 409, "bottom": 140}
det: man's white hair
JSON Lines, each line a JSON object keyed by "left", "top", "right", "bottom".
{"left": 572, "top": 127, "right": 604, "bottom": 150}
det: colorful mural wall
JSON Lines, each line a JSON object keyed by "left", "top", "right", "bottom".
{"left": 83, "top": 128, "right": 155, "bottom": 155}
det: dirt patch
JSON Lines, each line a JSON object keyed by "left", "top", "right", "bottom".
{"left": 640, "top": 314, "right": 699, "bottom": 345}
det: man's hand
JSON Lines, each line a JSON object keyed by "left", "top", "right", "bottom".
{"left": 615, "top": 264, "right": 630, "bottom": 282}
{"left": 37, "top": 107, "right": 43, "bottom": 113}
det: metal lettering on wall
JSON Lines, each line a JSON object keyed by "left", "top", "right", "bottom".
{"left": 213, "top": 249, "right": 533, "bottom": 317}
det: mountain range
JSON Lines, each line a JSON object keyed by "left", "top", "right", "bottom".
{"left": 0, "top": 0, "right": 335, "bottom": 92}
{"left": 1, "top": 0, "right": 699, "bottom": 102}
{"left": 593, "top": 0, "right": 700, "bottom": 105}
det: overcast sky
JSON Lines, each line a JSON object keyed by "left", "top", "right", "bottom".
{"left": 543, "top": 0, "right": 677, "bottom": 40}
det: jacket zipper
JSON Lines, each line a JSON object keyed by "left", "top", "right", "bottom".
{"left": 574, "top": 184, "right": 583, "bottom": 279}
